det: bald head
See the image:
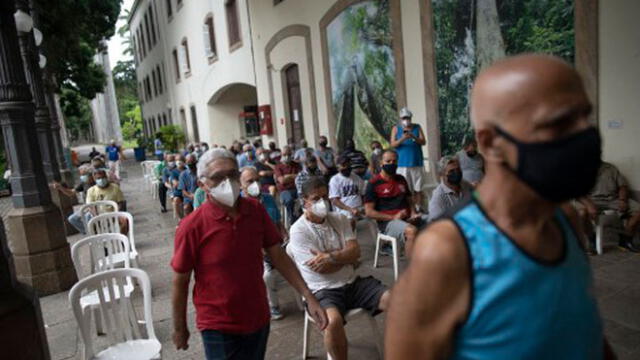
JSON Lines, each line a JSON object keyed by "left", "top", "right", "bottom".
{"left": 471, "top": 54, "right": 590, "bottom": 139}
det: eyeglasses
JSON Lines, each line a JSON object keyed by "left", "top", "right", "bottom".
{"left": 205, "top": 169, "right": 240, "bottom": 185}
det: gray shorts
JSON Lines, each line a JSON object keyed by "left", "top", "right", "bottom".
{"left": 379, "top": 219, "right": 411, "bottom": 243}
{"left": 314, "top": 276, "right": 386, "bottom": 319}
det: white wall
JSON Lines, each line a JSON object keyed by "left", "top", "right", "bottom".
{"left": 131, "top": 0, "right": 257, "bottom": 146}
{"left": 599, "top": 0, "right": 640, "bottom": 191}
{"left": 207, "top": 84, "right": 257, "bottom": 146}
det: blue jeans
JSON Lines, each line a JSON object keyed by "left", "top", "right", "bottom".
{"left": 279, "top": 189, "right": 298, "bottom": 227}
{"left": 201, "top": 324, "right": 270, "bottom": 360}
{"left": 68, "top": 212, "right": 93, "bottom": 234}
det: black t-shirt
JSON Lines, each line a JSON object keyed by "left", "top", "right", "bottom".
{"left": 256, "top": 162, "right": 276, "bottom": 186}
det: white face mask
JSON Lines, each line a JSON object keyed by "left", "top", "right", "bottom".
{"left": 247, "top": 181, "right": 261, "bottom": 197}
{"left": 402, "top": 119, "right": 410, "bottom": 127}
{"left": 209, "top": 178, "right": 240, "bottom": 207}
{"left": 259, "top": 154, "right": 267, "bottom": 162}
{"left": 96, "top": 178, "right": 108, "bottom": 188}
{"left": 176, "top": 161, "right": 185, "bottom": 168}
{"left": 281, "top": 155, "right": 290, "bottom": 163}
{"left": 308, "top": 198, "right": 329, "bottom": 219}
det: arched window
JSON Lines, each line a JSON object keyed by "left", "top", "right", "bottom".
{"left": 203, "top": 14, "right": 217, "bottom": 59}
{"left": 179, "top": 38, "right": 191, "bottom": 74}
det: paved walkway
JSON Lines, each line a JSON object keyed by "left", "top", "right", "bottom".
{"left": 36, "top": 159, "right": 640, "bottom": 359}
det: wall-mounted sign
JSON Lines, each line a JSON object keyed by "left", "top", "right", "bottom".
{"left": 293, "top": 109, "right": 300, "bottom": 122}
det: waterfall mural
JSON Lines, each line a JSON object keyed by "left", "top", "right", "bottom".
{"left": 327, "top": 0, "right": 397, "bottom": 151}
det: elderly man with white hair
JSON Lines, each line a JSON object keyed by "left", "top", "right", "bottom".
{"left": 171, "top": 148, "right": 328, "bottom": 360}
{"left": 427, "top": 155, "right": 473, "bottom": 222}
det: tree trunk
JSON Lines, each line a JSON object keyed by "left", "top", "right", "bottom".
{"left": 476, "top": 0, "right": 506, "bottom": 69}
{"left": 355, "top": 65, "right": 391, "bottom": 140}
{"left": 336, "top": 85, "right": 355, "bottom": 149}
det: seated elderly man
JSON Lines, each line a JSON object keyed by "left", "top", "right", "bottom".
{"left": 329, "top": 155, "right": 366, "bottom": 226}
{"left": 171, "top": 149, "right": 327, "bottom": 358}
{"left": 289, "top": 176, "right": 390, "bottom": 360}
{"left": 240, "top": 166, "right": 287, "bottom": 320}
{"left": 364, "top": 149, "right": 420, "bottom": 256}
{"left": 578, "top": 161, "right": 640, "bottom": 252}
{"left": 428, "top": 155, "right": 473, "bottom": 222}
{"left": 179, "top": 154, "right": 199, "bottom": 216}
{"left": 456, "top": 137, "right": 485, "bottom": 186}
{"left": 295, "top": 156, "right": 323, "bottom": 198}
{"left": 61, "top": 165, "right": 96, "bottom": 233}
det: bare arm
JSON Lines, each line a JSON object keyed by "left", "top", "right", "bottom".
{"left": 332, "top": 197, "right": 355, "bottom": 212}
{"left": 365, "top": 202, "right": 398, "bottom": 222}
{"left": 266, "top": 244, "right": 328, "bottom": 329}
{"left": 415, "top": 126, "right": 427, "bottom": 146}
{"left": 172, "top": 271, "right": 191, "bottom": 350}
{"left": 385, "top": 221, "right": 470, "bottom": 359}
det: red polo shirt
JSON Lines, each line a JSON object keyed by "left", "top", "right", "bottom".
{"left": 171, "top": 197, "right": 281, "bottom": 333}
{"left": 274, "top": 162, "right": 301, "bottom": 192}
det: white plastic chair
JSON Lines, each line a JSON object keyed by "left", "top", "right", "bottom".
{"left": 302, "top": 308, "right": 382, "bottom": 360}
{"left": 69, "top": 268, "right": 162, "bottom": 360}
{"left": 373, "top": 233, "right": 399, "bottom": 281}
{"left": 593, "top": 210, "right": 624, "bottom": 255}
{"left": 71, "top": 233, "right": 135, "bottom": 335}
{"left": 88, "top": 212, "right": 138, "bottom": 267}
{"left": 79, "top": 200, "right": 119, "bottom": 232}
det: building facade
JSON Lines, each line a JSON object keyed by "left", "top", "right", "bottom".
{"left": 129, "top": 0, "right": 258, "bottom": 147}
{"left": 129, "top": 0, "right": 640, "bottom": 192}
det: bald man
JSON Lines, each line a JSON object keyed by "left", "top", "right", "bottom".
{"left": 385, "top": 54, "right": 613, "bottom": 359}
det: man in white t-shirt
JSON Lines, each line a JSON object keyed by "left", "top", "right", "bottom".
{"left": 288, "top": 176, "right": 389, "bottom": 360}
{"left": 329, "top": 155, "right": 365, "bottom": 225}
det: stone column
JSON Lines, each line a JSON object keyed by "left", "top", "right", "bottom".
{"left": 15, "top": 0, "right": 59, "bottom": 182}
{"left": 0, "top": 0, "right": 76, "bottom": 295}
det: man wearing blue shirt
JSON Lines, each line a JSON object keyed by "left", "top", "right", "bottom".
{"left": 390, "top": 108, "right": 427, "bottom": 211}
{"left": 237, "top": 144, "right": 257, "bottom": 168}
{"left": 179, "top": 154, "right": 199, "bottom": 217}
{"left": 105, "top": 139, "right": 126, "bottom": 179}
{"left": 166, "top": 154, "right": 185, "bottom": 219}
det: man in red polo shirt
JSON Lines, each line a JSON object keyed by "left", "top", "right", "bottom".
{"left": 364, "top": 149, "right": 421, "bottom": 257}
{"left": 171, "top": 148, "right": 327, "bottom": 360}
{"left": 274, "top": 145, "right": 301, "bottom": 227}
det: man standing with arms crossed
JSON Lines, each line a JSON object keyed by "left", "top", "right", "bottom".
{"left": 385, "top": 55, "right": 613, "bottom": 359}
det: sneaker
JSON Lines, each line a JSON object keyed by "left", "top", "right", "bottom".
{"left": 270, "top": 307, "right": 284, "bottom": 321}
{"left": 618, "top": 239, "right": 640, "bottom": 253}
{"left": 379, "top": 244, "right": 393, "bottom": 257}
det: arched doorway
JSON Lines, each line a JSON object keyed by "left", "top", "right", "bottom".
{"left": 284, "top": 64, "right": 305, "bottom": 144}
{"left": 207, "top": 83, "right": 258, "bottom": 146}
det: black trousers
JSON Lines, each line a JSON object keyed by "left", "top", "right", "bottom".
{"left": 158, "top": 182, "right": 167, "bottom": 209}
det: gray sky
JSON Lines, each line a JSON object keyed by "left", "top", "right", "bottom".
{"left": 107, "top": 0, "right": 135, "bottom": 69}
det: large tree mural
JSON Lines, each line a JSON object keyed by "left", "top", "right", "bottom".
{"left": 433, "top": 0, "right": 575, "bottom": 155}
{"left": 327, "top": 0, "right": 396, "bottom": 151}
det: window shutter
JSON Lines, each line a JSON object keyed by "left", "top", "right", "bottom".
{"left": 178, "top": 45, "right": 188, "bottom": 73}
{"left": 202, "top": 22, "right": 212, "bottom": 57}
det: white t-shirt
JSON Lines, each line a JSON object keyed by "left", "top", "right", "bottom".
{"left": 288, "top": 213, "right": 356, "bottom": 292}
{"left": 329, "top": 173, "right": 365, "bottom": 217}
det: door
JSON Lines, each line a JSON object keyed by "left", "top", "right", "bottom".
{"left": 285, "top": 64, "right": 304, "bottom": 144}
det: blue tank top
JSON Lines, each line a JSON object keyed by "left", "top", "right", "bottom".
{"left": 451, "top": 199, "right": 603, "bottom": 360}
{"left": 395, "top": 124, "right": 423, "bottom": 167}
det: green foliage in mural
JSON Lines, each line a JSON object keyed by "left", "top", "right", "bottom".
{"left": 433, "top": 0, "right": 574, "bottom": 156}
{"left": 328, "top": 0, "right": 395, "bottom": 152}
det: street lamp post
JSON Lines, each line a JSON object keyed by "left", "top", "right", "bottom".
{"left": 14, "top": 0, "right": 60, "bottom": 182}
{"left": 29, "top": 0, "right": 74, "bottom": 186}
{"left": 0, "top": 0, "right": 76, "bottom": 295}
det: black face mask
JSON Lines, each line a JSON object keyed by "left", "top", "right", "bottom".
{"left": 188, "top": 163, "right": 196, "bottom": 170}
{"left": 340, "top": 168, "right": 352, "bottom": 177}
{"left": 447, "top": 170, "right": 463, "bottom": 185}
{"left": 382, "top": 164, "right": 397, "bottom": 175}
{"left": 466, "top": 150, "right": 477, "bottom": 157}
{"left": 319, "top": 141, "right": 328, "bottom": 147}
{"left": 495, "top": 126, "right": 602, "bottom": 202}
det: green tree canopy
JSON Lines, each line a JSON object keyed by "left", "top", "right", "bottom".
{"left": 33, "top": 0, "right": 122, "bottom": 99}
